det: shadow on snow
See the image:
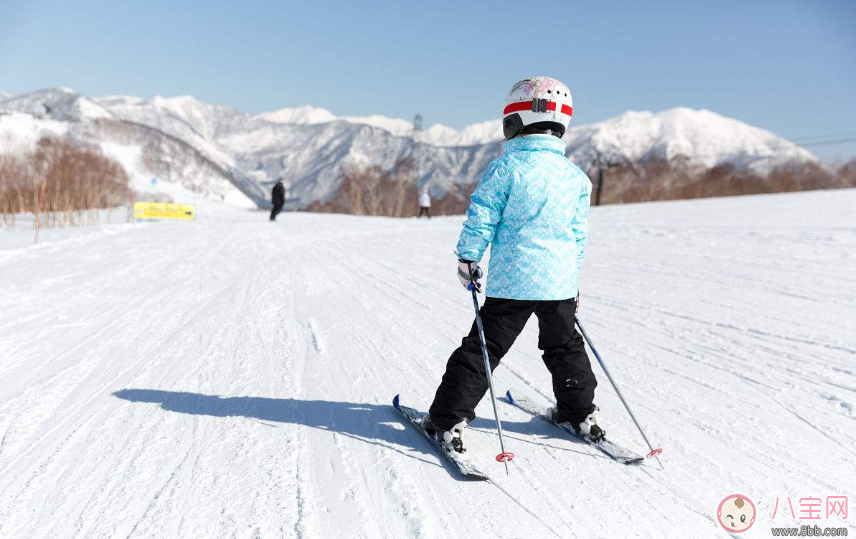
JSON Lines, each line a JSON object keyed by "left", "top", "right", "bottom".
{"left": 112, "top": 388, "right": 603, "bottom": 477}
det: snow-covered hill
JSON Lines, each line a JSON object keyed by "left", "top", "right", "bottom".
{"left": 0, "top": 90, "right": 267, "bottom": 207}
{"left": 2, "top": 88, "right": 821, "bottom": 208}
{"left": 565, "top": 108, "right": 816, "bottom": 174}
{"left": 1, "top": 189, "right": 853, "bottom": 538}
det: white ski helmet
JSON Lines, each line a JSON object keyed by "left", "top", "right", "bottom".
{"left": 502, "top": 76, "right": 573, "bottom": 140}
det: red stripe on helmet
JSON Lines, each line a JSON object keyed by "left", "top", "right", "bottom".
{"left": 503, "top": 101, "right": 534, "bottom": 115}
{"left": 503, "top": 100, "right": 573, "bottom": 117}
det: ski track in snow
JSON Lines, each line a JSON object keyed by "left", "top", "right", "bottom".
{"left": 1, "top": 190, "right": 855, "bottom": 538}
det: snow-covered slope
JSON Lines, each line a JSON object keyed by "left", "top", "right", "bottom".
{"left": 92, "top": 94, "right": 248, "bottom": 164}
{"left": 0, "top": 111, "right": 70, "bottom": 151}
{"left": 1, "top": 190, "right": 854, "bottom": 538}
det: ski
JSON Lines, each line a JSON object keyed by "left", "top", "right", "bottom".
{"left": 392, "top": 395, "right": 490, "bottom": 480}
{"left": 504, "top": 390, "right": 645, "bottom": 466}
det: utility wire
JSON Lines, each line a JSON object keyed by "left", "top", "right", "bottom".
{"left": 795, "top": 135, "right": 856, "bottom": 148}
{"left": 790, "top": 130, "right": 856, "bottom": 144}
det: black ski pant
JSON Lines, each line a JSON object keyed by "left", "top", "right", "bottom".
{"left": 417, "top": 207, "right": 431, "bottom": 218}
{"left": 429, "top": 297, "right": 596, "bottom": 431}
{"left": 270, "top": 204, "right": 283, "bottom": 221}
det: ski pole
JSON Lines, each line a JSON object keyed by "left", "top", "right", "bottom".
{"left": 471, "top": 288, "right": 514, "bottom": 474}
{"left": 574, "top": 315, "right": 664, "bottom": 469}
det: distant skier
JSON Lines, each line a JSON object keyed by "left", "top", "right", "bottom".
{"left": 423, "top": 77, "right": 598, "bottom": 453}
{"left": 417, "top": 188, "right": 431, "bottom": 218}
{"left": 270, "top": 179, "right": 285, "bottom": 221}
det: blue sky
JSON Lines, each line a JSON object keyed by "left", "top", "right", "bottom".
{"left": 1, "top": 0, "right": 854, "bottom": 161}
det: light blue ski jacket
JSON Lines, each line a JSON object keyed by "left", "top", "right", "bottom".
{"left": 456, "top": 134, "right": 592, "bottom": 301}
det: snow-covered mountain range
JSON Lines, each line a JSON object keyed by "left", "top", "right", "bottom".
{"left": 0, "top": 88, "right": 818, "bottom": 208}
{"left": 255, "top": 104, "right": 501, "bottom": 147}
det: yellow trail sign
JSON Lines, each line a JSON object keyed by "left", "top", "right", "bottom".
{"left": 133, "top": 202, "right": 196, "bottom": 221}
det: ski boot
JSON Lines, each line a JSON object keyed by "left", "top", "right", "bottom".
{"left": 549, "top": 406, "right": 606, "bottom": 443}
{"left": 421, "top": 415, "right": 467, "bottom": 453}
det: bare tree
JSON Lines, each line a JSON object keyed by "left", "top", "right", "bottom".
{"left": 0, "top": 135, "right": 131, "bottom": 230}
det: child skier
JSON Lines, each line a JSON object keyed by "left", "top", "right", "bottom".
{"left": 424, "top": 76, "right": 600, "bottom": 453}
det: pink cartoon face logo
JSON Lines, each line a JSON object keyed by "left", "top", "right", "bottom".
{"left": 717, "top": 494, "right": 756, "bottom": 533}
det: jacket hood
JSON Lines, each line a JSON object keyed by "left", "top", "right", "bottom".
{"left": 503, "top": 134, "right": 567, "bottom": 155}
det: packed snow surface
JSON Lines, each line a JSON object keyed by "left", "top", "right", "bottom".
{"left": 1, "top": 190, "right": 854, "bottom": 538}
